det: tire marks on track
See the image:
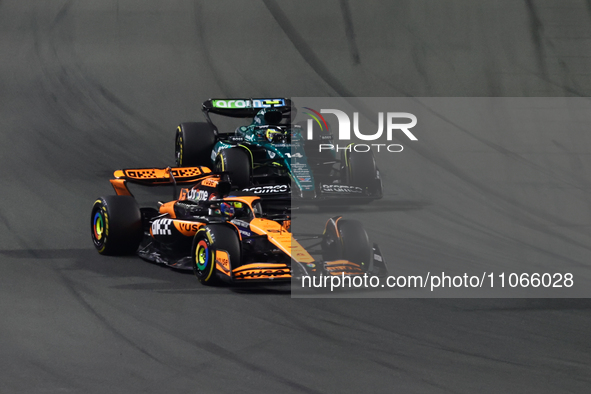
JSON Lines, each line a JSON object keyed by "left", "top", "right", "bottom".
{"left": 192, "top": 1, "right": 233, "bottom": 97}
{"left": 261, "top": 0, "right": 355, "bottom": 97}
{"left": 59, "top": 276, "right": 324, "bottom": 394}
{"left": 59, "top": 275, "right": 167, "bottom": 367}
{"left": 339, "top": 0, "right": 360, "bottom": 65}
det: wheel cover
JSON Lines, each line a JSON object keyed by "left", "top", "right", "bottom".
{"left": 195, "top": 240, "right": 209, "bottom": 271}
{"left": 93, "top": 211, "right": 104, "bottom": 241}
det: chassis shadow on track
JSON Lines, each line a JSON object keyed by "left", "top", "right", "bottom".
{"left": 0, "top": 248, "right": 215, "bottom": 293}
{"left": 293, "top": 199, "right": 431, "bottom": 214}
{"left": 229, "top": 283, "right": 291, "bottom": 295}
{"left": 0, "top": 248, "right": 293, "bottom": 295}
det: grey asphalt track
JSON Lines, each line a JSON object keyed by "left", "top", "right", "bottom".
{"left": 1, "top": 1, "right": 591, "bottom": 393}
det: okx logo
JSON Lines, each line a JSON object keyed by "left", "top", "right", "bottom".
{"left": 303, "top": 108, "right": 417, "bottom": 153}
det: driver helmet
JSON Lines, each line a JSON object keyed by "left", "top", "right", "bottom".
{"left": 219, "top": 202, "right": 235, "bottom": 217}
{"left": 265, "top": 128, "right": 286, "bottom": 143}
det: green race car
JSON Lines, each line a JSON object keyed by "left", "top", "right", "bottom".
{"left": 174, "top": 98, "right": 382, "bottom": 204}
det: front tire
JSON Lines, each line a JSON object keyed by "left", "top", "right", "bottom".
{"left": 175, "top": 122, "right": 216, "bottom": 167}
{"left": 322, "top": 218, "right": 373, "bottom": 273}
{"left": 91, "top": 196, "right": 142, "bottom": 255}
{"left": 343, "top": 149, "right": 382, "bottom": 196}
{"left": 215, "top": 148, "right": 252, "bottom": 189}
{"left": 192, "top": 224, "right": 242, "bottom": 285}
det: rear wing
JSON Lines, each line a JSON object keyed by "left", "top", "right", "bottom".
{"left": 202, "top": 98, "right": 293, "bottom": 118}
{"left": 110, "top": 166, "right": 218, "bottom": 196}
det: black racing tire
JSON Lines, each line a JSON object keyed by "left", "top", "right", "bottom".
{"left": 215, "top": 148, "right": 252, "bottom": 189}
{"left": 175, "top": 122, "right": 216, "bottom": 167}
{"left": 322, "top": 218, "right": 373, "bottom": 273}
{"left": 192, "top": 224, "right": 242, "bottom": 285}
{"left": 343, "top": 149, "right": 380, "bottom": 192}
{"left": 91, "top": 196, "right": 142, "bottom": 255}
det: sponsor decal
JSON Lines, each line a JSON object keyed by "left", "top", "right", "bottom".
{"left": 121, "top": 167, "right": 204, "bottom": 180}
{"left": 231, "top": 219, "right": 250, "bottom": 228}
{"left": 321, "top": 184, "right": 363, "bottom": 194}
{"left": 176, "top": 222, "right": 201, "bottom": 233}
{"left": 201, "top": 178, "right": 218, "bottom": 188}
{"left": 187, "top": 189, "right": 209, "bottom": 201}
{"left": 171, "top": 168, "right": 203, "bottom": 177}
{"left": 285, "top": 152, "right": 303, "bottom": 158}
{"left": 216, "top": 250, "right": 231, "bottom": 272}
{"left": 125, "top": 169, "right": 156, "bottom": 179}
{"left": 212, "top": 99, "right": 285, "bottom": 109}
{"left": 213, "top": 100, "right": 249, "bottom": 108}
{"left": 298, "top": 177, "right": 311, "bottom": 182}
{"left": 152, "top": 219, "right": 173, "bottom": 236}
{"left": 234, "top": 269, "right": 290, "bottom": 279}
{"left": 242, "top": 184, "right": 289, "bottom": 194}
{"left": 230, "top": 219, "right": 253, "bottom": 236}
{"left": 292, "top": 163, "right": 312, "bottom": 178}
{"left": 290, "top": 242, "right": 315, "bottom": 263}
{"left": 326, "top": 265, "right": 363, "bottom": 272}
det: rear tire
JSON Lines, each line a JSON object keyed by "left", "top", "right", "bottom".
{"left": 322, "top": 218, "right": 373, "bottom": 273}
{"left": 175, "top": 122, "right": 216, "bottom": 167}
{"left": 192, "top": 224, "right": 242, "bottom": 285}
{"left": 91, "top": 196, "right": 142, "bottom": 255}
{"left": 215, "top": 148, "right": 252, "bottom": 189}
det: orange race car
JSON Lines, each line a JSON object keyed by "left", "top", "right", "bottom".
{"left": 90, "top": 166, "right": 388, "bottom": 285}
